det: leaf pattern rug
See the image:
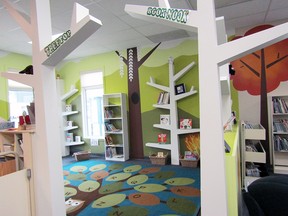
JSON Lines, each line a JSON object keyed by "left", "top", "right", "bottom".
{"left": 63, "top": 159, "right": 200, "bottom": 216}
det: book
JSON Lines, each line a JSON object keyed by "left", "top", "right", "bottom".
{"left": 162, "top": 92, "right": 170, "bottom": 104}
{"left": 157, "top": 92, "right": 164, "bottom": 104}
{"left": 160, "top": 114, "right": 170, "bottom": 125}
{"left": 180, "top": 119, "right": 192, "bottom": 129}
{"left": 158, "top": 133, "right": 167, "bottom": 144}
{"left": 105, "top": 135, "right": 113, "bottom": 145}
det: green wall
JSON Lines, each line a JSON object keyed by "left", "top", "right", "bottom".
{"left": 0, "top": 39, "right": 239, "bottom": 158}
{"left": 0, "top": 52, "right": 32, "bottom": 120}
{"left": 57, "top": 39, "right": 201, "bottom": 156}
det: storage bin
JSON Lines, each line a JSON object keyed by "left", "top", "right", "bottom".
{"left": 180, "top": 158, "right": 199, "bottom": 168}
{"left": 149, "top": 154, "right": 168, "bottom": 165}
{"left": 73, "top": 151, "right": 90, "bottom": 161}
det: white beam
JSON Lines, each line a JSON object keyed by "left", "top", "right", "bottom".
{"left": 217, "top": 22, "right": 288, "bottom": 65}
{"left": 42, "top": 3, "right": 102, "bottom": 66}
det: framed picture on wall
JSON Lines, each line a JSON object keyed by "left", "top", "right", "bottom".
{"left": 175, "top": 83, "right": 186, "bottom": 95}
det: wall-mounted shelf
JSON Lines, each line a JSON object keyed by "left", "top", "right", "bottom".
{"left": 56, "top": 79, "right": 84, "bottom": 156}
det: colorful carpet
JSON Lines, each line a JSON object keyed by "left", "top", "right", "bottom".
{"left": 63, "top": 159, "right": 201, "bottom": 216}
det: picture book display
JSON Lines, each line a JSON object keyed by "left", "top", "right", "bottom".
{"left": 160, "top": 114, "right": 170, "bottom": 125}
{"left": 158, "top": 133, "right": 167, "bottom": 144}
{"left": 180, "top": 119, "right": 192, "bottom": 129}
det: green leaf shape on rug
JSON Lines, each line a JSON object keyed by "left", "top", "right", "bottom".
{"left": 128, "top": 193, "right": 160, "bottom": 206}
{"left": 134, "top": 184, "right": 167, "bottom": 193}
{"left": 108, "top": 206, "right": 149, "bottom": 216}
{"left": 66, "top": 173, "right": 87, "bottom": 181}
{"left": 127, "top": 175, "right": 149, "bottom": 186}
{"left": 90, "top": 170, "right": 109, "bottom": 180}
{"left": 63, "top": 180, "right": 70, "bottom": 186}
{"left": 138, "top": 167, "right": 161, "bottom": 174}
{"left": 167, "top": 197, "right": 197, "bottom": 215}
{"left": 70, "top": 165, "right": 87, "bottom": 173}
{"left": 106, "top": 172, "right": 132, "bottom": 181}
{"left": 123, "top": 164, "right": 142, "bottom": 173}
{"left": 170, "top": 186, "right": 201, "bottom": 197}
{"left": 99, "top": 182, "right": 124, "bottom": 194}
{"left": 89, "top": 164, "right": 107, "bottom": 172}
{"left": 165, "top": 177, "right": 195, "bottom": 186}
{"left": 154, "top": 171, "right": 175, "bottom": 179}
{"left": 78, "top": 180, "right": 100, "bottom": 192}
{"left": 108, "top": 163, "right": 124, "bottom": 171}
{"left": 64, "top": 187, "right": 77, "bottom": 198}
{"left": 92, "top": 193, "right": 126, "bottom": 208}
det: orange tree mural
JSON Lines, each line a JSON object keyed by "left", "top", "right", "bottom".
{"left": 230, "top": 25, "right": 288, "bottom": 164}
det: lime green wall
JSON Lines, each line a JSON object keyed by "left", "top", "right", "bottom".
{"left": 57, "top": 39, "right": 202, "bottom": 156}
{"left": 0, "top": 52, "right": 32, "bottom": 120}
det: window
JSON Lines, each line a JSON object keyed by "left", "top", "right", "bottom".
{"left": 8, "top": 80, "right": 34, "bottom": 127}
{"left": 81, "top": 71, "right": 104, "bottom": 139}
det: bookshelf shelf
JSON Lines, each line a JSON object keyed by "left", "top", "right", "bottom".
{"left": 146, "top": 142, "right": 172, "bottom": 150}
{"left": 62, "top": 111, "right": 78, "bottom": 116}
{"left": 146, "top": 57, "right": 198, "bottom": 165}
{"left": 65, "top": 141, "right": 84, "bottom": 147}
{"left": 103, "top": 93, "right": 129, "bottom": 161}
{"left": 61, "top": 88, "right": 78, "bottom": 101}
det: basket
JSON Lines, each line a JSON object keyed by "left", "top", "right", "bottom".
{"left": 149, "top": 153, "right": 168, "bottom": 165}
{"left": 180, "top": 158, "right": 199, "bottom": 168}
{"left": 73, "top": 151, "right": 90, "bottom": 161}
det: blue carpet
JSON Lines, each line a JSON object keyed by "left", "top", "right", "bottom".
{"left": 63, "top": 159, "right": 200, "bottom": 216}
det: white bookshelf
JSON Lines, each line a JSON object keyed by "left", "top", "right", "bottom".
{"left": 270, "top": 95, "right": 288, "bottom": 174}
{"left": 146, "top": 57, "right": 199, "bottom": 165}
{"left": 103, "top": 93, "right": 129, "bottom": 161}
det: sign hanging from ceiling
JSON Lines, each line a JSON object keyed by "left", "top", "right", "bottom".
{"left": 146, "top": 7, "right": 189, "bottom": 24}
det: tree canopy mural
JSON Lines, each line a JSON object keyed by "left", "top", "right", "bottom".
{"left": 230, "top": 24, "right": 288, "bottom": 164}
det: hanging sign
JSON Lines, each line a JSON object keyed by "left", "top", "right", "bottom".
{"left": 146, "top": 7, "right": 189, "bottom": 24}
{"left": 44, "top": 30, "right": 71, "bottom": 57}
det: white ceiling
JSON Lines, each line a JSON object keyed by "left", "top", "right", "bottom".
{"left": 0, "top": 0, "right": 287, "bottom": 60}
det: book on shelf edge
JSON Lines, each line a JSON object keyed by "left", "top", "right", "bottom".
{"left": 160, "top": 114, "right": 170, "bottom": 125}
{"left": 179, "top": 119, "right": 192, "bottom": 129}
{"left": 158, "top": 133, "right": 167, "bottom": 144}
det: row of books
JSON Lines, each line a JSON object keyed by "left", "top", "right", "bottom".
{"left": 104, "top": 108, "right": 114, "bottom": 118}
{"left": 104, "top": 121, "right": 121, "bottom": 132}
{"left": 244, "top": 121, "right": 262, "bottom": 129}
{"left": 157, "top": 92, "right": 170, "bottom": 105}
{"left": 105, "top": 147, "right": 123, "bottom": 158}
{"left": 273, "top": 98, "right": 288, "bottom": 114}
{"left": 273, "top": 119, "right": 288, "bottom": 133}
{"left": 274, "top": 135, "right": 288, "bottom": 151}
{"left": 246, "top": 162, "right": 261, "bottom": 177}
